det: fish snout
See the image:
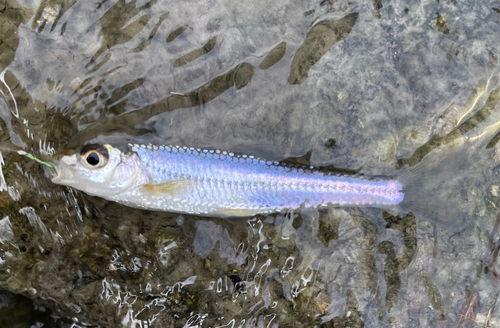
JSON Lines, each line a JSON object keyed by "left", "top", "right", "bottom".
{"left": 51, "top": 168, "right": 75, "bottom": 185}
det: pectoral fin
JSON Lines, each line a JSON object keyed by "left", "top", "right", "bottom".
{"left": 141, "top": 180, "right": 194, "bottom": 195}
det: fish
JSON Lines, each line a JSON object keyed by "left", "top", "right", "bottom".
{"left": 49, "top": 142, "right": 475, "bottom": 225}
{"left": 49, "top": 143, "right": 407, "bottom": 217}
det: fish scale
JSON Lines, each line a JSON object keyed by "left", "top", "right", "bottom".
{"left": 127, "top": 144, "right": 404, "bottom": 216}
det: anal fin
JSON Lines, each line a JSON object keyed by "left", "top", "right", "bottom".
{"left": 215, "top": 208, "right": 264, "bottom": 217}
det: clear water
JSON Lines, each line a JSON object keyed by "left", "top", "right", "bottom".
{"left": 1, "top": 0, "right": 500, "bottom": 327}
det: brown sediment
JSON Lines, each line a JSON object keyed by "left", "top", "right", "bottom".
{"left": 398, "top": 86, "right": 500, "bottom": 167}
{"left": 436, "top": 13, "right": 450, "bottom": 35}
{"left": 167, "top": 25, "right": 189, "bottom": 43}
{"left": 288, "top": 13, "right": 358, "bottom": 85}
{"left": 133, "top": 12, "right": 170, "bottom": 53}
{"left": 87, "top": 0, "right": 159, "bottom": 67}
{"left": 380, "top": 212, "right": 417, "bottom": 312}
{"left": 68, "top": 62, "right": 254, "bottom": 147}
{"left": 421, "top": 272, "right": 446, "bottom": 322}
{"left": 350, "top": 209, "right": 384, "bottom": 320}
{"left": 173, "top": 37, "right": 217, "bottom": 67}
{"left": 259, "top": 42, "right": 287, "bottom": 70}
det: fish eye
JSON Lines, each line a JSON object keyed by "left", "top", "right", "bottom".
{"left": 85, "top": 151, "right": 101, "bottom": 166}
{"left": 80, "top": 144, "right": 108, "bottom": 168}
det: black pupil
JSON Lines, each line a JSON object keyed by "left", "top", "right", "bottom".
{"left": 86, "top": 152, "right": 100, "bottom": 166}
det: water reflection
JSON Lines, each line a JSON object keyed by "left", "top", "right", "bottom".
{"left": 1, "top": 0, "right": 500, "bottom": 327}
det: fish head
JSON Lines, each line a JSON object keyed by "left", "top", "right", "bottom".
{"left": 52, "top": 144, "right": 143, "bottom": 196}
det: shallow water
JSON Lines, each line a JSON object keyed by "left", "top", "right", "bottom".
{"left": 1, "top": 0, "right": 500, "bottom": 327}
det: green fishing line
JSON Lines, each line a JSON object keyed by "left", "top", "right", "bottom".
{"left": 17, "top": 151, "right": 54, "bottom": 168}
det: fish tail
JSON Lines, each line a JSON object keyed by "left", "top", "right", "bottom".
{"left": 396, "top": 133, "right": 495, "bottom": 229}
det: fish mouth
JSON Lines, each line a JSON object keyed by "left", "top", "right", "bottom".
{"left": 50, "top": 162, "right": 78, "bottom": 186}
{"left": 45, "top": 159, "right": 60, "bottom": 176}
{"left": 51, "top": 170, "right": 73, "bottom": 185}
{"left": 35, "top": 154, "right": 59, "bottom": 178}
{"left": 49, "top": 153, "right": 81, "bottom": 185}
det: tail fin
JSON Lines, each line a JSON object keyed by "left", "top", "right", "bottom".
{"left": 396, "top": 134, "right": 496, "bottom": 229}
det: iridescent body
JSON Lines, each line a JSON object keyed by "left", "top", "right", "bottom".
{"left": 52, "top": 144, "right": 404, "bottom": 217}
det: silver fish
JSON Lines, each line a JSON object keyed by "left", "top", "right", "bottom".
{"left": 51, "top": 143, "right": 405, "bottom": 217}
